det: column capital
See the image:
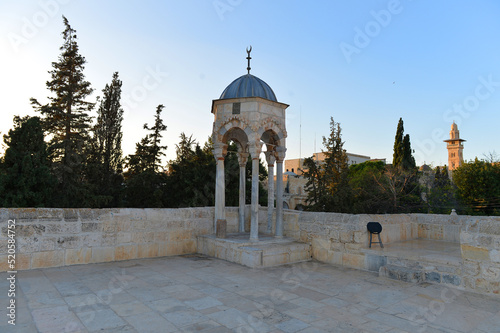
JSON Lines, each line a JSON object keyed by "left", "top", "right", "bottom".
{"left": 275, "top": 146, "right": 287, "bottom": 163}
{"left": 238, "top": 152, "right": 249, "bottom": 167}
{"left": 213, "top": 143, "right": 228, "bottom": 160}
{"left": 248, "top": 141, "right": 262, "bottom": 160}
{"left": 265, "top": 151, "right": 276, "bottom": 166}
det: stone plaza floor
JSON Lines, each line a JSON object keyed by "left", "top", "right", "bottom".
{"left": 1, "top": 255, "right": 500, "bottom": 333}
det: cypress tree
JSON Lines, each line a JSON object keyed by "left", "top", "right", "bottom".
{"left": 87, "top": 72, "right": 124, "bottom": 207}
{"left": 30, "top": 16, "right": 94, "bottom": 207}
{"left": 402, "top": 134, "right": 416, "bottom": 169}
{"left": 393, "top": 118, "right": 404, "bottom": 168}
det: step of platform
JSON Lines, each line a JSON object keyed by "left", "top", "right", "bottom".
{"left": 364, "top": 239, "right": 463, "bottom": 287}
{"left": 197, "top": 233, "right": 311, "bottom": 268}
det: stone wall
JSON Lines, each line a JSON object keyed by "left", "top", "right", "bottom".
{"left": 1, "top": 207, "right": 499, "bottom": 296}
{"left": 282, "top": 210, "right": 500, "bottom": 296}
{"left": 0, "top": 207, "right": 214, "bottom": 271}
{"left": 460, "top": 216, "right": 500, "bottom": 295}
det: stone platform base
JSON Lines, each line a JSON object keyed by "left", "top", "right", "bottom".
{"left": 363, "top": 239, "right": 463, "bottom": 287}
{"left": 197, "top": 233, "right": 311, "bottom": 268}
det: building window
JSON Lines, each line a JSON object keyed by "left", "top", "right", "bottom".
{"left": 232, "top": 102, "right": 240, "bottom": 114}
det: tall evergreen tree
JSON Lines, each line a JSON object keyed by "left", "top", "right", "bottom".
{"left": 393, "top": 118, "right": 404, "bottom": 168}
{"left": 87, "top": 72, "right": 124, "bottom": 207}
{"left": 321, "top": 118, "right": 351, "bottom": 212}
{"left": 30, "top": 16, "right": 94, "bottom": 207}
{"left": 94, "top": 72, "right": 124, "bottom": 175}
{"left": 124, "top": 104, "right": 168, "bottom": 207}
{"left": 303, "top": 118, "right": 351, "bottom": 212}
{"left": 302, "top": 156, "right": 325, "bottom": 210}
{"left": 126, "top": 104, "right": 167, "bottom": 175}
{"left": 402, "top": 134, "right": 416, "bottom": 169}
{"left": 0, "top": 116, "right": 55, "bottom": 207}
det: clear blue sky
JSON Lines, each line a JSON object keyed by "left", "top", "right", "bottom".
{"left": 1, "top": 0, "right": 499, "bottom": 167}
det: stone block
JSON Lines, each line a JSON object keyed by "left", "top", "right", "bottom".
{"left": 39, "top": 238, "right": 56, "bottom": 251}
{"left": 340, "top": 230, "right": 353, "bottom": 243}
{"left": 101, "top": 233, "right": 117, "bottom": 247}
{"left": 138, "top": 243, "right": 159, "bottom": 258}
{"left": 32, "top": 250, "right": 64, "bottom": 268}
{"left": 117, "top": 232, "right": 132, "bottom": 244}
{"left": 353, "top": 231, "right": 366, "bottom": 244}
{"left": 345, "top": 243, "right": 363, "bottom": 253}
{"left": 55, "top": 236, "right": 80, "bottom": 249}
{"left": 165, "top": 242, "right": 183, "bottom": 256}
{"left": 81, "top": 222, "right": 101, "bottom": 232}
{"left": 91, "top": 247, "right": 115, "bottom": 263}
{"left": 12, "top": 224, "right": 46, "bottom": 237}
{"left": 342, "top": 253, "right": 365, "bottom": 269}
{"left": 442, "top": 274, "right": 461, "bottom": 286}
{"left": 460, "top": 232, "right": 474, "bottom": 245}
{"left": 132, "top": 232, "right": 155, "bottom": 244}
{"left": 425, "top": 271, "right": 441, "bottom": 283}
{"left": 65, "top": 248, "right": 91, "bottom": 266}
{"left": 216, "top": 219, "right": 227, "bottom": 238}
{"left": 481, "top": 264, "right": 500, "bottom": 281}
{"left": 115, "top": 244, "right": 137, "bottom": 261}
{"left": 16, "top": 253, "right": 31, "bottom": 270}
{"left": 63, "top": 209, "right": 79, "bottom": 222}
{"left": 102, "top": 220, "right": 116, "bottom": 233}
{"left": 18, "top": 237, "right": 40, "bottom": 253}
{"left": 116, "top": 219, "right": 132, "bottom": 232}
{"left": 262, "top": 253, "right": 289, "bottom": 267}
{"left": 82, "top": 234, "right": 102, "bottom": 247}
{"left": 490, "top": 249, "right": 500, "bottom": 263}
{"left": 365, "top": 254, "right": 387, "bottom": 272}
{"left": 463, "top": 260, "right": 480, "bottom": 276}
{"left": 461, "top": 244, "right": 489, "bottom": 261}
{"left": 46, "top": 222, "right": 81, "bottom": 235}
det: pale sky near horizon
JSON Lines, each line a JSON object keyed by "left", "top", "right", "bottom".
{"left": 1, "top": 0, "right": 499, "bottom": 168}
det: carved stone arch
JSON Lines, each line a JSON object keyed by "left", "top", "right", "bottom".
{"left": 258, "top": 117, "right": 287, "bottom": 148}
{"left": 215, "top": 116, "right": 252, "bottom": 139}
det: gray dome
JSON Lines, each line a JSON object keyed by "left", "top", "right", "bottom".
{"left": 220, "top": 74, "right": 277, "bottom": 102}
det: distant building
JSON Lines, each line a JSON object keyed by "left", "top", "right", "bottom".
{"left": 443, "top": 122, "right": 466, "bottom": 171}
{"left": 285, "top": 152, "right": 385, "bottom": 175}
{"left": 277, "top": 152, "right": 385, "bottom": 209}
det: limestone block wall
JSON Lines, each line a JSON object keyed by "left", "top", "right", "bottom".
{"left": 0, "top": 207, "right": 214, "bottom": 272}
{"left": 282, "top": 210, "right": 500, "bottom": 296}
{"left": 460, "top": 216, "right": 500, "bottom": 295}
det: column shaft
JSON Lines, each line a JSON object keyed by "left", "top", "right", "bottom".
{"left": 238, "top": 164, "right": 246, "bottom": 232}
{"left": 215, "top": 158, "right": 225, "bottom": 231}
{"left": 267, "top": 164, "right": 274, "bottom": 233}
{"left": 275, "top": 160, "right": 284, "bottom": 238}
{"left": 250, "top": 157, "right": 260, "bottom": 241}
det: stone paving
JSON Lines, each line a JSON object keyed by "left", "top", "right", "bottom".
{"left": 1, "top": 255, "right": 500, "bottom": 333}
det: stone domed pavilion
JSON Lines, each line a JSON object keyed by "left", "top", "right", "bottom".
{"left": 211, "top": 47, "right": 288, "bottom": 241}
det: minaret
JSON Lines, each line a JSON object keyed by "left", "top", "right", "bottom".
{"left": 444, "top": 122, "right": 466, "bottom": 171}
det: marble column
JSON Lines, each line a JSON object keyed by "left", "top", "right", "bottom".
{"left": 249, "top": 142, "right": 262, "bottom": 242}
{"left": 238, "top": 152, "right": 248, "bottom": 233}
{"left": 275, "top": 147, "right": 286, "bottom": 238}
{"left": 213, "top": 143, "right": 227, "bottom": 234}
{"left": 265, "top": 151, "right": 276, "bottom": 234}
